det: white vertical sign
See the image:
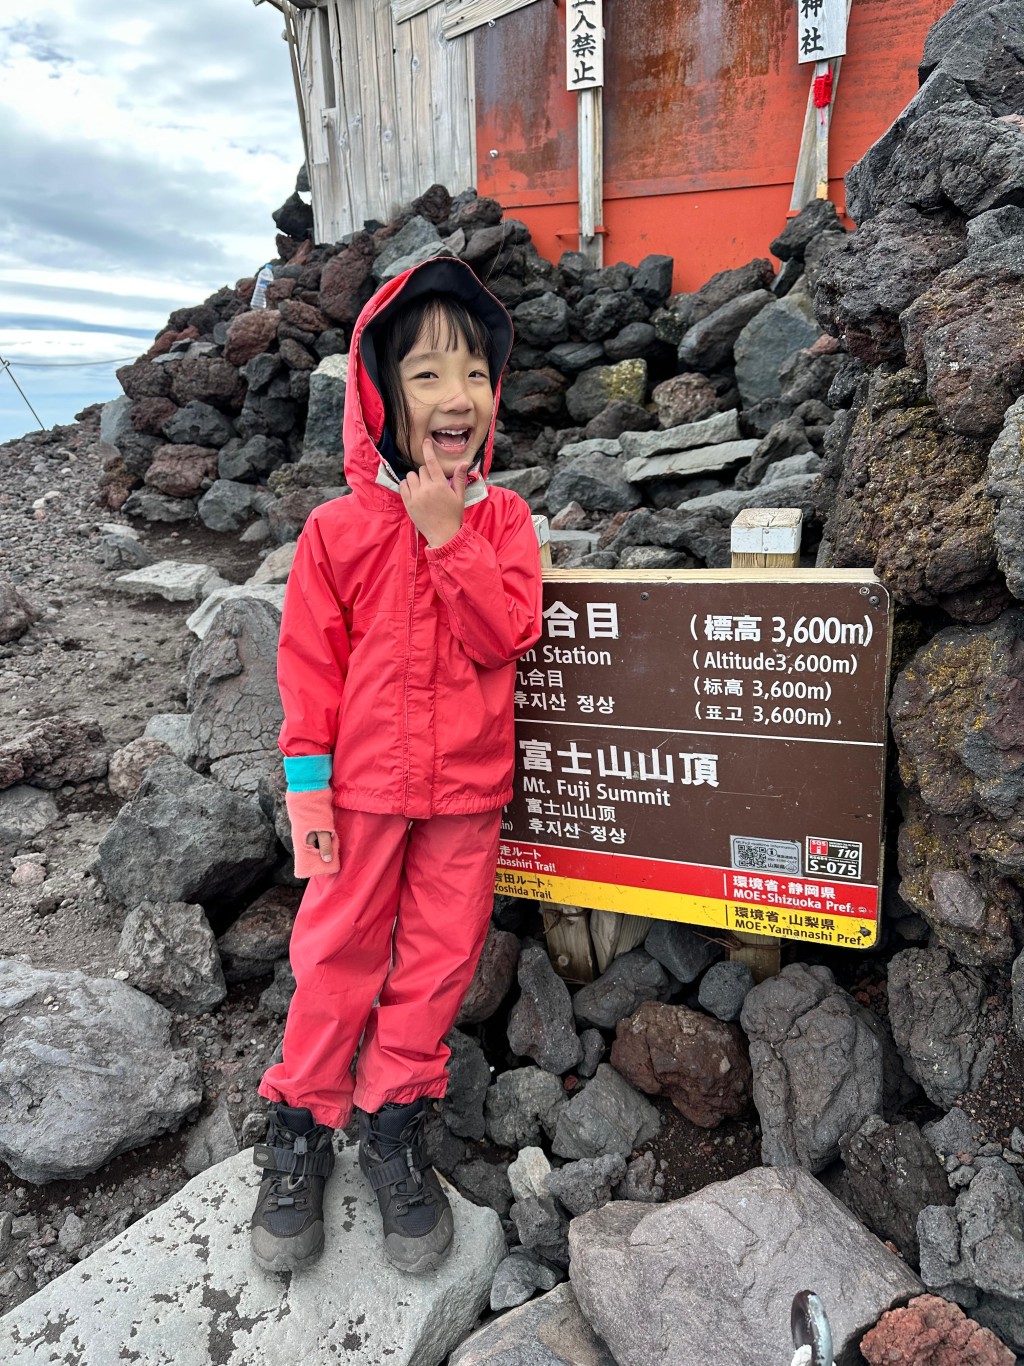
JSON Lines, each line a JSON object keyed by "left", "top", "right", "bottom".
{"left": 797, "top": 0, "right": 847, "bottom": 64}
{"left": 566, "top": 0, "right": 604, "bottom": 91}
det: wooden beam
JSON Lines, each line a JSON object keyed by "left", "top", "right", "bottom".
{"left": 440, "top": 0, "right": 542, "bottom": 41}
{"left": 392, "top": 0, "right": 442, "bottom": 22}
{"left": 726, "top": 509, "right": 805, "bottom": 982}
{"left": 577, "top": 86, "right": 603, "bottom": 267}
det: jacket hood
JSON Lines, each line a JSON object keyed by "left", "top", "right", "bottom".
{"left": 342, "top": 256, "right": 514, "bottom": 500}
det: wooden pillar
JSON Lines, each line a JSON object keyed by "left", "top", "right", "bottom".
{"left": 728, "top": 508, "right": 803, "bottom": 982}
{"left": 578, "top": 87, "right": 604, "bottom": 267}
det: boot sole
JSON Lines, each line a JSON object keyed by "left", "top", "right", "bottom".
{"left": 382, "top": 1205, "right": 454, "bottom": 1276}
{"left": 250, "top": 1225, "right": 325, "bottom": 1274}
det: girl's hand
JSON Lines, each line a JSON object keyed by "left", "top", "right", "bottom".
{"left": 400, "top": 443, "right": 470, "bottom": 547}
{"left": 306, "top": 830, "right": 335, "bottom": 864}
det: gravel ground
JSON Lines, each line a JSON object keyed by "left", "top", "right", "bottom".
{"left": 0, "top": 410, "right": 283, "bottom": 1314}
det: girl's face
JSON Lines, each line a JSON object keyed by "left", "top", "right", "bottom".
{"left": 397, "top": 322, "right": 494, "bottom": 477}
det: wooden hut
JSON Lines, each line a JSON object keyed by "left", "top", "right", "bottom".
{"left": 260, "top": 0, "right": 951, "bottom": 289}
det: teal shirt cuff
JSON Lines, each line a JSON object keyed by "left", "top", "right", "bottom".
{"left": 283, "top": 754, "right": 333, "bottom": 792}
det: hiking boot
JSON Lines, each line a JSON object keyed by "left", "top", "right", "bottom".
{"left": 250, "top": 1103, "right": 335, "bottom": 1273}
{"left": 358, "top": 1099, "right": 454, "bottom": 1274}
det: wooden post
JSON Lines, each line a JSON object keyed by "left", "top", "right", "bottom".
{"left": 789, "top": 0, "right": 852, "bottom": 212}
{"left": 578, "top": 87, "right": 603, "bottom": 267}
{"left": 727, "top": 508, "right": 803, "bottom": 982}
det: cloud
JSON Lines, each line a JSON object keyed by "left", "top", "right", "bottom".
{"left": 0, "top": 0, "right": 305, "bottom": 441}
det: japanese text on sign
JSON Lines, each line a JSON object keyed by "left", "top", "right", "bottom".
{"left": 566, "top": 0, "right": 604, "bottom": 91}
{"left": 797, "top": 0, "right": 847, "bottom": 63}
{"left": 498, "top": 575, "right": 892, "bottom": 950}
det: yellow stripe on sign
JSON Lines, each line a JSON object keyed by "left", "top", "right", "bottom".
{"left": 496, "top": 872, "right": 878, "bottom": 949}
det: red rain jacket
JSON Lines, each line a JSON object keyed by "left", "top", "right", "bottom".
{"left": 276, "top": 258, "right": 544, "bottom": 819}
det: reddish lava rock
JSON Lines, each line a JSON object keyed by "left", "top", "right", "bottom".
{"left": 144, "top": 444, "right": 219, "bottom": 498}
{"left": 860, "top": 1294, "right": 1015, "bottom": 1365}
{"left": 223, "top": 309, "right": 281, "bottom": 367}
{"left": 610, "top": 1000, "right": 752, "bottom": 1128}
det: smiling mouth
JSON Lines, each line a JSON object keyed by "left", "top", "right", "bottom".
{"left": 431, "top": 427, "right": 473, "bottom": 453}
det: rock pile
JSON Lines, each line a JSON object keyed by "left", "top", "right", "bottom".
{"left": 95, "top": 181, "right": 836, "bottom": 571}
{"left": 3, "top": 0, "right": 1024, "bottom": 1360}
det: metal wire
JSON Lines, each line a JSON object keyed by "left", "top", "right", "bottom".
{"left": 0, "top": 358, "right": 46, "bottom": 430}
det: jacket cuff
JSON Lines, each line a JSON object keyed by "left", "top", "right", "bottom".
{"left": 285, "top": 789, "right": 340, "bottom": 877}
{"left": 283, "top": 754, "right": 333, "bottom": 792}
{"left": 424, "top": 524, "right": 473, "bottom": 562}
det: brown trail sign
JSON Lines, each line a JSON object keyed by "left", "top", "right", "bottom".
{"left": 497, "top": 569, "right": 892, "bottom": 954}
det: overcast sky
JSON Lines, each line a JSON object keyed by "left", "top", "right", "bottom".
{"left": 0, "top": 2, "right": 305, "bottom": 443}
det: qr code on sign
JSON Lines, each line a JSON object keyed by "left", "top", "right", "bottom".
{"left": 730, "top": 836, "right": 802, "bottom": 876}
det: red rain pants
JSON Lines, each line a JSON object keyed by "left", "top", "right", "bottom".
{"left": 258, "top": 805, "right": 502, "bottom": 1129}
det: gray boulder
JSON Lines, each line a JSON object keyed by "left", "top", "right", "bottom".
{"left": 0, "top": 785, "right": 58, "bottom": 845}
{"left": 117, "top": 900, "right": 227, "bottom": 1016}
{"left": 216, "top": 887, "right": 299, "bottom": 983}
{"left": 618, "top": 409, "right": 740, "bottom": 459}
{"left": 183, "top": 597, "right": 284, "bottom": 793}
{"left": 919, "top": 1164, "right": 1024, "bottom": 1305}
{"left": 181, "top": 1100, "right": 239, "bottom": 1178}
{"left": 644, "top": 920, "right": 721, "bottom": 982}
{"left": 568, "top": 1167, "right": 922, "bottom": 1366}
{"left": 0, "top": 1146, "right": 504, "bottom": 1365}
{"left": 373, "top": 215, "right": 441, "bottom": 280}
{"left": 489, "top": 1251, "right": 563, "bottom": 1312}
{"left": 740, "top": 963, "right": 896, "bottom": 1173}
{"left": 551, "top": 1064, "right": 660, "bottom": 1160}
{"left": 484, "top": 1066, "right": 567, "bottom": 1149}
{"left": 304, "top": 353, "right": 349, "bottom": 463}
{"left": 564, "top": 360, "right": 647, "bottom": 424}
{"left": 921, "top": 0, "right": 1024, "bottom": 114}
{"left": 734, "top": 287, "right": 821, "bottom": 408}
{"left": 451, "top": 1283, "right": 616, "bottom": 1366}
{"left": 697, "top": 960, "right": 754, "bottom": 1022}
{"left": 0, "top": 960, "right": 201, "bottom": 1183}
{"left": 162, "top": 399, "right": 234, "bottom": 448}
{"left": 442, "top": 1028, "right": 491, "bottom": 1140}
{"left": 813, "top": 205, "right": 967, "bottom": 363}
{"left": 514, "top": 293, "right": 570, "bottom": 347}
{"left": 571, "top": 949, "right": 669, "bottom": 1030}
{"left": 544, "top": 1154, "right": 626, "bottom": 1216}
{"left": 507, "top": 941, "right": 582, "bottom": 1075}
{"left": 677, "top": 289, "right": 773, "bottom": 370}
{"left": 197, "top": 479, "right": 260, "bottom": 533}
{"left": 839, "top": 1114, "right": 955, "bottom": 1265}
{"left": 988, "top": 395, "right": 1024, "bottom": 598}
{"left": 888, "top": 947, "right": 995, "bottom": 1109}
{"left": 97, "top": 756, "right": 278, "bottom": 907}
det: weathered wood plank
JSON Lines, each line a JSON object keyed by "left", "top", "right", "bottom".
{"left": 374, "top": 0, "right": 405, "bottom": 219}
{"left": 393, "top": 0, "right": 443, "bottom": 22}
{"left": 441, "top": 0, "right": 542, "bottom": 41}
{"left": 428, "top": 5, "right": 474, "bottom": 201}
{"left": 408, "top": 6, "right": 439, "bottom": 200}
{"left": 334, "top": 0, "right": 372, "bottom": 235}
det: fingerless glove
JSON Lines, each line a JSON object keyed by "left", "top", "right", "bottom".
{"left": 285, "top": 788, "right": 340, "bottom": 878}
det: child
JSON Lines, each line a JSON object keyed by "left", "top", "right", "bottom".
{"left": 250, "top": 255, "right": 544, "bottom": 1276}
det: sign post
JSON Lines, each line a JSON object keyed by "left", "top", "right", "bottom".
{"left": 566, "top": 0, "right": 604, "bottom": 267}
{"left": 790, "top": 0, "right": 851, "bottom": 209}
{"left": 498, "top": 569, "right": 891, "bottom": 956}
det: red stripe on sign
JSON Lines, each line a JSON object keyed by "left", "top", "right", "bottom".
{"left": 496, "top": 842, "right": 878, "bottom": 917}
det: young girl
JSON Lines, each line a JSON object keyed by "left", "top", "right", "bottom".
{"left": 250, "top": 255, "right": 543, "bottom": 1276}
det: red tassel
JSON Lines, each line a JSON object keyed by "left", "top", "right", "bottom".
{"left": 813, "top": 69, "right": 834, "bottom": 109}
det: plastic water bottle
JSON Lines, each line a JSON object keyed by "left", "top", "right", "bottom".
{"left": 250, "top": 263, "right": 275, "bottom": 309}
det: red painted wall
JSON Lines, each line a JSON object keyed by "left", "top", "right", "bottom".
{"left": 474, "top": 0, "right": 950, "bottom": 290}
